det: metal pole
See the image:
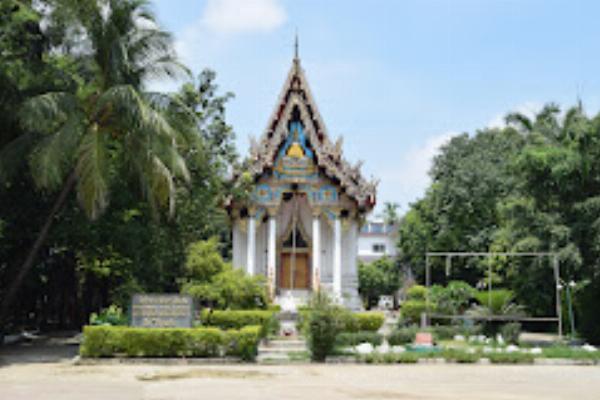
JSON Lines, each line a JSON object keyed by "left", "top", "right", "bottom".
{"left": 425, "top": 254, "right": 430, "bottom": 327}
{"left": 553, "top": 256, "right": 563, "bottom": 339}
{"left": 487, "top": 255, "right": 492, "bottom": 309}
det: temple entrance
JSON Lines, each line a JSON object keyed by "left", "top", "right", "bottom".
{"left": 279, "top": 252, "right": 310, "bottom": 289}
{"left": 278, "top": 222, "right": 311, "bottom": 291}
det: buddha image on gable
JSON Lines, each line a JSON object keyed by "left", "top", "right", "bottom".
{"left": 274, "top": 122, "right": 317, "bottom": 180}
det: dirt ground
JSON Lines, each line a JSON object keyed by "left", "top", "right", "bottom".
{"left": 1, "top": 361, "right": 599, "bottom": 400}
{"left": 1, "top": 337, "right": 599, "bottom": 400}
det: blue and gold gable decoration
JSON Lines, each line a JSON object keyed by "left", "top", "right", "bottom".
{"left": 273, "top": 121, "right": 318, "bottom": 182}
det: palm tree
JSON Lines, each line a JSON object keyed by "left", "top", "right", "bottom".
{"left": 380, "top": 201, "right": 400, "bottom": 226}
{"left": 0, "top": 0, "right": 194, "bottom": 322}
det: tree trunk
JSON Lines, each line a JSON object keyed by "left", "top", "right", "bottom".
{"left": 0, "top": 170, "right": 77, "bottom": 331}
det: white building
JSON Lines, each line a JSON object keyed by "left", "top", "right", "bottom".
{"left": 228, "top": 52, "right": 378, "bottom": 310}
{"left": 358, "top": 220, "right": 398, "bottom": 263}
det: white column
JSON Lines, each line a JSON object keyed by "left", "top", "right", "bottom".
{"left": 312, "top": 213, "right": 321, "bottom": 291}
{"left": 333, "top": 215, "right": 342, "bottom": 300}
{"left": 267, "top": 215, "right": 277, "bottom": 299}
{"left": 246, "top": 215, "right": 256, "bottom": 276}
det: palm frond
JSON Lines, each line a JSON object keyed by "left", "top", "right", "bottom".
{"left": 75, "top": 127, "right": 110, "bottom": 220}
{"left": 505, "top": 112, "right": 533, "bottom": 133}
{"left": 150, "top": 154, "right": 175, "bottom": 217}
{"left": 19, "top": 92, "right": 80, "bottom": 134}
{"left": 29, "top": 112, "right": 86, "bottom": 190}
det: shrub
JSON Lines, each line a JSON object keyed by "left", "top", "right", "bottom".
{"left": 474, "top": 289, "right": 520, "bottom": 315}
{"left": 487, "top": 352, "right": 534, "bottom": 364}
{"left": 79, "top": 325, "right": 261, "bottom": 360}
{"left": 388, "top": 326, "right": 419, "bottom": 345}
{"left": 359, "top": 352, "right": 419, "bottom": 364}
{"left": 89, "top": 304, "right": 127, "bottom": 326}
{"left": 199, "top": 309, "right": 277, "bottom": 337}
{"left": 341, "top": 312, "right": 385, "bottom": 332}
{"left": 183, "top": 266, "right": 269, "bottom": 309}
{"left": 401, "top": 300, "right": 427, "bottom": 324}
{"left": 441, "top": 348, "right": 480, "bottom": 363}
{"left": 542, "top": 346, "right": 600, "bottom": 360}
{"left": 299, "top": 310, "right": 384, "bottom": 334}
{"left": 305, "top": 292, "right": 345, "bottom": 362}
{"left": 335, "top": 331, "right": 383, "bottom": 347}
{"left": 224, "top": 325, "right": 262, "bottom": 361}
{"left": 184, "top": 238, "right": 227, "bottom": 282}
{"left": 358, "top": 257, "right": 401, "bottom": 308}
{"left": 500, "top": 322, "right": 521, "bottom": 344}
{"left": 430, "top": 281, "right": 476, "bottom": 315}
{"left": 406, "top": 285, "right": 427, "bottom": 301}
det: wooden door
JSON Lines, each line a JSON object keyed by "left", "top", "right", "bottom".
{"left": 279, "top": 253, "right": 310, "bottom": 289}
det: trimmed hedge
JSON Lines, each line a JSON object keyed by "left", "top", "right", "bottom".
{"left": 337, "top": 312, "right": 386, "bottom": 332}
{"left": 80, "top": 325, "right": 261, "bottom": 361}
{"left": 199, "top": 309, "right": 278, "bottom": 337}
{"left": 487, "top": 352, "right": 534, "bottom": 364}
{"left": 335, "top": 331, "right": 383, "bottom": 347}
{"left": 388, "top": 326, "right": 419, "bottom": 345}
{"left": 400, "top": 300, "right": 427, "bottom": 324}
{"left": 298, "top": 311, "right": 385, "bottom": 334}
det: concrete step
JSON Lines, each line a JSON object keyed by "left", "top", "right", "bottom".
{"left": 258, "top": 346, "right": 306, "bottom": 353}
{"left": 264, "top": 339, "right": 306, "bottom": 347}
{"left": 257, "top": 336, "right": 308, "bottom": 363}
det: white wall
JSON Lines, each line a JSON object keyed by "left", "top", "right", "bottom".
{"left": 358, "top": 234, "right": 397, "bottom": 262}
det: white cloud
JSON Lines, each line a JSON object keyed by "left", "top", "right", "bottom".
{"left": 201, "top": 0, "right": 286, "bottom": 35}
{"left": 487, "top": 101, "right": 543, "bottom": 129}
{"left": 377, "top": 131, "right": 457, "bottom": 211}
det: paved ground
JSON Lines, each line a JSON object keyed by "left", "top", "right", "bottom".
{"left": 2, "top": 336, "right": 600, "bottom": 400}
{"left": 1, "top": 361, "right": 600, "bottom": 400}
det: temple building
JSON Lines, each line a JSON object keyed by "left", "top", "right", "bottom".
{"left": 229, "top": 49, "right": 377, "bottom": 309}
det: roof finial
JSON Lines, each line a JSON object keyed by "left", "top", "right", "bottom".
{"left": 294, "top": 29, "right": 299, "bottom": 61}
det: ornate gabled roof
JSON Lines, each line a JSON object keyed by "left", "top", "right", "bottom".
{"left": 241, "top": 56, "right": 377, "bottom": 211}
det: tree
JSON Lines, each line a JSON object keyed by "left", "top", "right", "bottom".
{"left": 0, "top": 0, "right": 193, "bottom": 325}
{"left": 181, "top": 238, "right": 268, "bottom": 309}
{"left": 398, "top": 102, "right": 600, "bottom": 343}
{"left": 358, "top": 257, "right": 401, "bottom": 309}
{"left": 380, "top": 202, "right": 400, "bottom": 226}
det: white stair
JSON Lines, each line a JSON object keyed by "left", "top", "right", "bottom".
{"left": 257, "top": 337, "right": 308, "bottom": 363}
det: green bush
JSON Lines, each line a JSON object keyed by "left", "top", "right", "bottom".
{"left": 429, "top": 324, "right": 482, "bottom": 340}
{"left": 429, "top": 281, "right": 476, "bottom": 315}
{"left": 441, "top": 349, "right": 480, "bottom": 363}
{"left": 200, "top": 309, "right": 277, "bottom": 337}
{"left": 183, "top": 265, "right": 269, "bottom": 310}
{"left": 487, "top": 352, "right": 534, "bottom": 364}
{"left": 359, "top": 352, "right": 419, "bottom": 364}
{"left": 89, "top": 304, "right": 127, "bottom": 326}
{"left": 79, "top": 325, "right": 261, "bottom": 360}
{"left": 224, "top": 326, "right": 262, "bottom": 361}
{"left": 305, "top": 292, "right": 345, "bottom": 362}
{"left": 401, "top": 300, "right": 427, "bottom": 324}
{"left": 500, "top": 322, "right": 521, "bottom": 344}
{"left": 406, "top": 285, "right": 427, "bottom": 301}
{"left": 542, "top": 346, "right": 600, "bottom": 360}
{"left": 388, "top": 326, "right": 419, "bottom": 345}
{"left": 299, "top": 310, "right": 384, "bottom": 334}
{"left": 474, "top": 289, "right": 516, "bottom": 314}
{"left": 335, "top": 331, "right": 383, "bottom": 347}
{"left": 341, "top": 312, "right": 385, "bottom": 332}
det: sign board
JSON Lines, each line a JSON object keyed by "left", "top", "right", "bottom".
{"left": 131, "top": 294, "right": 193, "bottom": 328}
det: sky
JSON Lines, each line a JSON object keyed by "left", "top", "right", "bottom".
{"left": 150, "top": 0, "right": 600, "bottom": 216}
